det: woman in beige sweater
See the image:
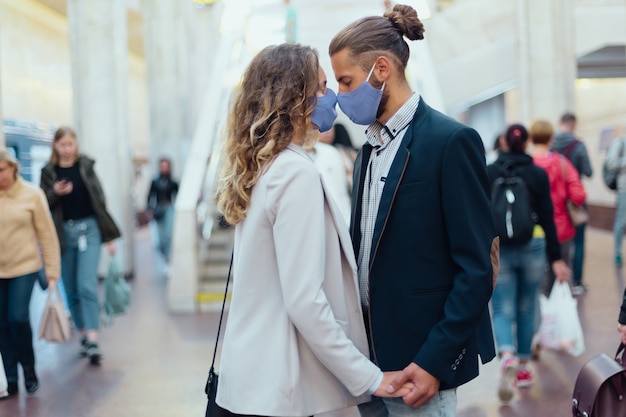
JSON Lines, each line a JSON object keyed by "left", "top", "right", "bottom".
{"left": 0, "top": 149, "right": 60, "bottom": 399}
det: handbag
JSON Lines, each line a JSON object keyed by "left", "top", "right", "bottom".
{"left": 204, "top": 254, "right": 242, "bottom": 417}
{"left": 39, "top": 281, "right": 71, "bottom": 343}
{"left": 560, "top": 156, "right": 589, "bottom": 226}
{"left": 572, "top": 344, "right": 626, "bottom": 416}
{"left": 567, "top": 201, "right": 590, "bottom": 227}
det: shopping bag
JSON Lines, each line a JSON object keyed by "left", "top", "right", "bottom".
{"left": 39, "top": 282, "right": 71, "bottom": 343}
{"left": 538, "top": 282, "right": 585, "bottom": 356}
{"left": 103, "top": 258, "right": 131, "bottom": 317}
{"left": 0, "top": 351, "right": 8, "bottom": 399}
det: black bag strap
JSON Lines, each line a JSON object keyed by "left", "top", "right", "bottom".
{"left": 562, "top": 140, "right": 579, "bottom": 159}
{"left": 615, "top": 343, "right": 626, "bottom": 367}
{"left": 205, "top": 252, "right": 233, "bottom": 398}
{"left": 209, "top": 252, "right": 234, "bottom": 373}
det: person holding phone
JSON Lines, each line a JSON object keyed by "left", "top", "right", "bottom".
{"left": 40, "top": 127, "right": 121, "bottom": 365}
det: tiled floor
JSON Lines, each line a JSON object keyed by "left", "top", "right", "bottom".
{"left": 0, "top": 227, "right": 623, "bottom": 417}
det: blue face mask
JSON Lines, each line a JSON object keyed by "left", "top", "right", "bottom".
{"left": 311, "top": 88, "right": 338, "bottom": 133}
{"left": 337, "top": 64, "right": 385, "bottom": 126}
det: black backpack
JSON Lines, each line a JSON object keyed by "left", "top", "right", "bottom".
{"left": 491, "top": 162, "right": 537, "bottom": 245}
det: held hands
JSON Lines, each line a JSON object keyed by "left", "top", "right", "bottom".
{"left": 374, "top": 371, "right": 414, "bottom": 398}
{"left": 551, "top": 260, "right": 571, "bottom": 283}
{"left": 53, "top": 180, "right": 73, "bottom": 196}
{"left": 618, "top": 324, "right": 626, "bottom": 345}
{"left": 386, "top": 362, "right": 440, "bottom": 409}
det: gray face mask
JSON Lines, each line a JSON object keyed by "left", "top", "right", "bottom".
{"left": 336, "top": 64, "right": 385, "bottom": 126}
{"left": 311, "top": 88, "right": 338, "bottom": 133}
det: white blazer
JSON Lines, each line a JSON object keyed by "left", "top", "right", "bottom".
{"left": 216, "top": 144, "right": 380, "bottom": 416}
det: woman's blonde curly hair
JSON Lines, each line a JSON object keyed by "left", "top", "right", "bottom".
{"left": 217, "top": 43, "right": 320, "bottom": 225}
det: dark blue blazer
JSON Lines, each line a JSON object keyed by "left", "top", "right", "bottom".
{"left": 351, "top": 99, "right": 497, "bottom": 390}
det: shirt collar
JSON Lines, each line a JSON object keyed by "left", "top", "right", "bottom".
{"left": 365, "top": 93, "right": 421, "bottom": 148}
{"left": 287, "top": 142, "right": 314, "bottom": 162}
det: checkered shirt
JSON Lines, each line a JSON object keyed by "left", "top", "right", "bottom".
{"left": 358, "top": 93, "right": 421, "bottom": 306}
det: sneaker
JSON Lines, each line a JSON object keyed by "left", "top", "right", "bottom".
{"left": 571, "top": 285, "right": 588, "bottom": 296}
{"left": 516, "top": 367, "right": 534, "bottom": 388}
{"left": 617, "top": 255, "right": 623, "bottom": 268}
{"left": 86, "top": 342, "right": 102, "bottom": 365}
{"left": 498, "top": 356, "right": 518, "bottom": 402}
{"left": 79, "top": 336, "right": 89, "bottom": 357}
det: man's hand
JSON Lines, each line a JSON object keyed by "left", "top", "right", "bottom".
{"left": 387, "top": 362, "right": 440, "bottom": 408}
{"left": 374, "top": 371, "right": 414, "bottom": 398}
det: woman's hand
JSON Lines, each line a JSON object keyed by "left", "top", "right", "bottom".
{"left": 53, "top": 180, "right": 73, "bottom": 196}
{"left": 373, "top": 371, "right": 415, "bottom": 398}
{"left": 551, "top": 260, "right": 571, "bottom": 283}
{"left": 106, "top": 241, "right": 116, "bottom": 256}
{"left": 618, "top": 323, "right": 626, "bottom": 345}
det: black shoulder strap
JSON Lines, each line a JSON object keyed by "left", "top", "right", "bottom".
{"left": 562, "top": 140, "right": 580, "bottom": 159}
{"left": 209, "top": 252, "right": 234, "bottom": 372}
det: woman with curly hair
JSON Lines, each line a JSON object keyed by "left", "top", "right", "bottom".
{"left": 215, "top": 43, "right": 409, "bottom": 416}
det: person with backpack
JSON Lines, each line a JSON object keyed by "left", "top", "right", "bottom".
{"left": 605, "top": 136, "right": 626, "bottom": 267}
{"left": 529, "top": 120, "right": 586, "bottom": 297}
{"left": 551, "top": 112, "right": 593, "bottom": 294}
{"left": 486, "top": 124, "right": 569, "bottom": 402}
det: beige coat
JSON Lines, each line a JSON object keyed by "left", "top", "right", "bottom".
{"left": 216, "top": 144, "right": 380, "bottom": 416}
{"left": 0, "top": 178, "right": 60, "bottom": 279}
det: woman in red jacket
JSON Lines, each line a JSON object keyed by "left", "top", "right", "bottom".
{"left": 530, "top": 120, "right": 586, "bottom": 296}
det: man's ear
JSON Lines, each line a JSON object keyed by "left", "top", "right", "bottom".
{"left": 374, "top": 55, "right": 392, "bottom": 83}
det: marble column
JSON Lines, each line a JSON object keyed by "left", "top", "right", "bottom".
{"left": 141, "top": 0, "right": 189, "bottom": 180}
{"left": 67, "top": 0, "right": 134, "bottom": 275}
{"left": 517, "top": 0, "right": 576, "bottom": 124}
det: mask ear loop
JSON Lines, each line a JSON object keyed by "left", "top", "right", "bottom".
{"left": 366, "top": 62, "right": 386, "bottom": 92}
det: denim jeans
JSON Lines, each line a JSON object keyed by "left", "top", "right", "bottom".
{"left": 572, "top": 223, "right": 586, "bottom": 286}
{"left": 358, "top": 389, "right": 457, "bottom": 417}
{"left": 155, "top": 204, "right": 174, "bottom": 262}
{"left": 614, "top": 191, "right": 626, "bottom": 257}
{"left": 0, "top": 272, "right": 37, "bottom": 382}
{"left": 62, "top": 216, "right": 102, "bottom": 331}
{"left": 492, "top": 238, "right": 547, "bottom": 360}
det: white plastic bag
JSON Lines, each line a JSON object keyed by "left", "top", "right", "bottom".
{"left": 0, "top": 351, "right": 7, "bottom": 398}
{"left": 538, "top": 282, "right": 585, "bottom": 356}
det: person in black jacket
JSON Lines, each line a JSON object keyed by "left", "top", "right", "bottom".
{"left": 40, "top": 127, "right": 121, "bottom": 366}
{"left": 486, "top": 124, "right": 570, "bottom": 402}
{"left": 146, "top": 158, "right": 178, "bottom": 263}
{"left": 330, "top": 4, "right": 498, "bottom": 414}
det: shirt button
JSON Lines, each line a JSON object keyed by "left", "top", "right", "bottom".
{"left": 462, "top": 348, "right": 467, "bottom": 354}
{"left": 451, "top": 364, "right": 457, "bottom": 370}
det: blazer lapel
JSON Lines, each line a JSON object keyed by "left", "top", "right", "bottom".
{"left": 351, "top": 145, "right": 373, "bottom": 258}
{"left": 320, "top": 177, "right": 358, "bottom": 272}
{"left": 369, "top": 143, "right": 411, "bottom": 268}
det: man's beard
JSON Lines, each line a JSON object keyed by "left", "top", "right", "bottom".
{"left": 376, "top": 90, "right": 390, "bottom": 120}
